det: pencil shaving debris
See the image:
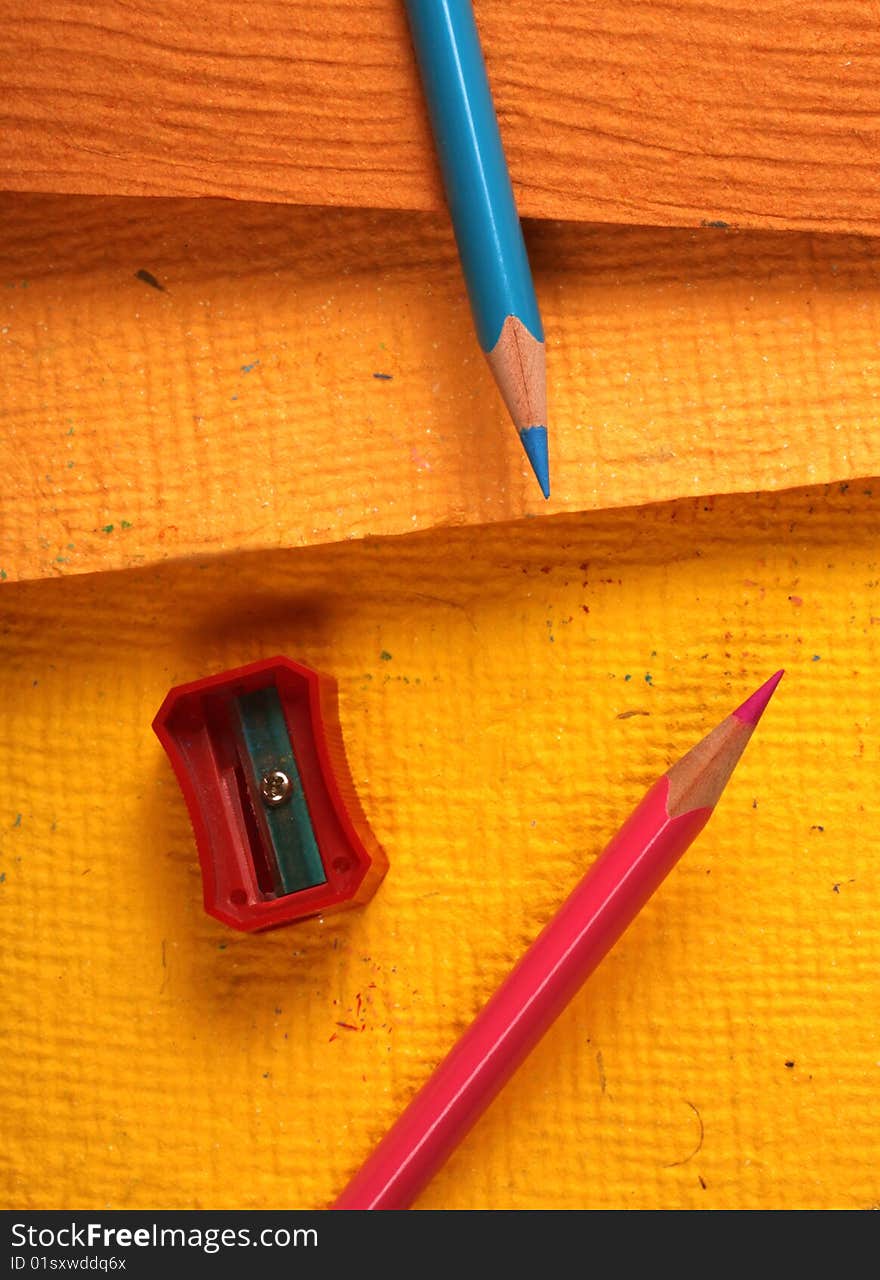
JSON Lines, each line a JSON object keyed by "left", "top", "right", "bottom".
{"left": 664, "top": 1101, "right": 704, "bottom": 1168}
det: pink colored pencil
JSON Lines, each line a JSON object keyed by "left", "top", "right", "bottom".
{"left": 332, "top": 672, "right": 783, "bottom": 1210}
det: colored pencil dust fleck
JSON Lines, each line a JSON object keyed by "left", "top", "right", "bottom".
{"left": 134, "top": 269, "right": 165, "bottom": 292}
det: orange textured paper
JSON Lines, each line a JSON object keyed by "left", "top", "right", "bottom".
{"left": 1, "top": 483, "right": 878, "bottom": 1210}
{"left": 2, "top": 194, "right": 880, "bottom": 584}
{"left": 1, "top": 1, "right": 879, "bottom": 236}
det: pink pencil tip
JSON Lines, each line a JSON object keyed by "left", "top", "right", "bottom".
{"left": 732, "top": 669, "right": 784, "bottom": 727}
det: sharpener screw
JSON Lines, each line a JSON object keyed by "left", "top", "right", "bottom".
{"left": 260, "top": 769, "right": 293, "bottom": 807}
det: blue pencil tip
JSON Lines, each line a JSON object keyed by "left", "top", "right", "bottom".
{"left": 519, "top": 426, "right": 550, "bottom": 499}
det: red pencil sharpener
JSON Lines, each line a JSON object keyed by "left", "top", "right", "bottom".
{"left": 153, "top": 657, "right": 388, "bottom": 932}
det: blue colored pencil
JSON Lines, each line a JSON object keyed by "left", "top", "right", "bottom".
{"left": 404, "top": 0, "right": 550, "bottom": 498}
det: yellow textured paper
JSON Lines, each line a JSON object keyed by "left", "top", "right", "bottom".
{"left": 1, "top": 482, "right": 878, "bottom": 1210}
{"left": 3, "top": 194, "right": 880, "bottom": 583}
